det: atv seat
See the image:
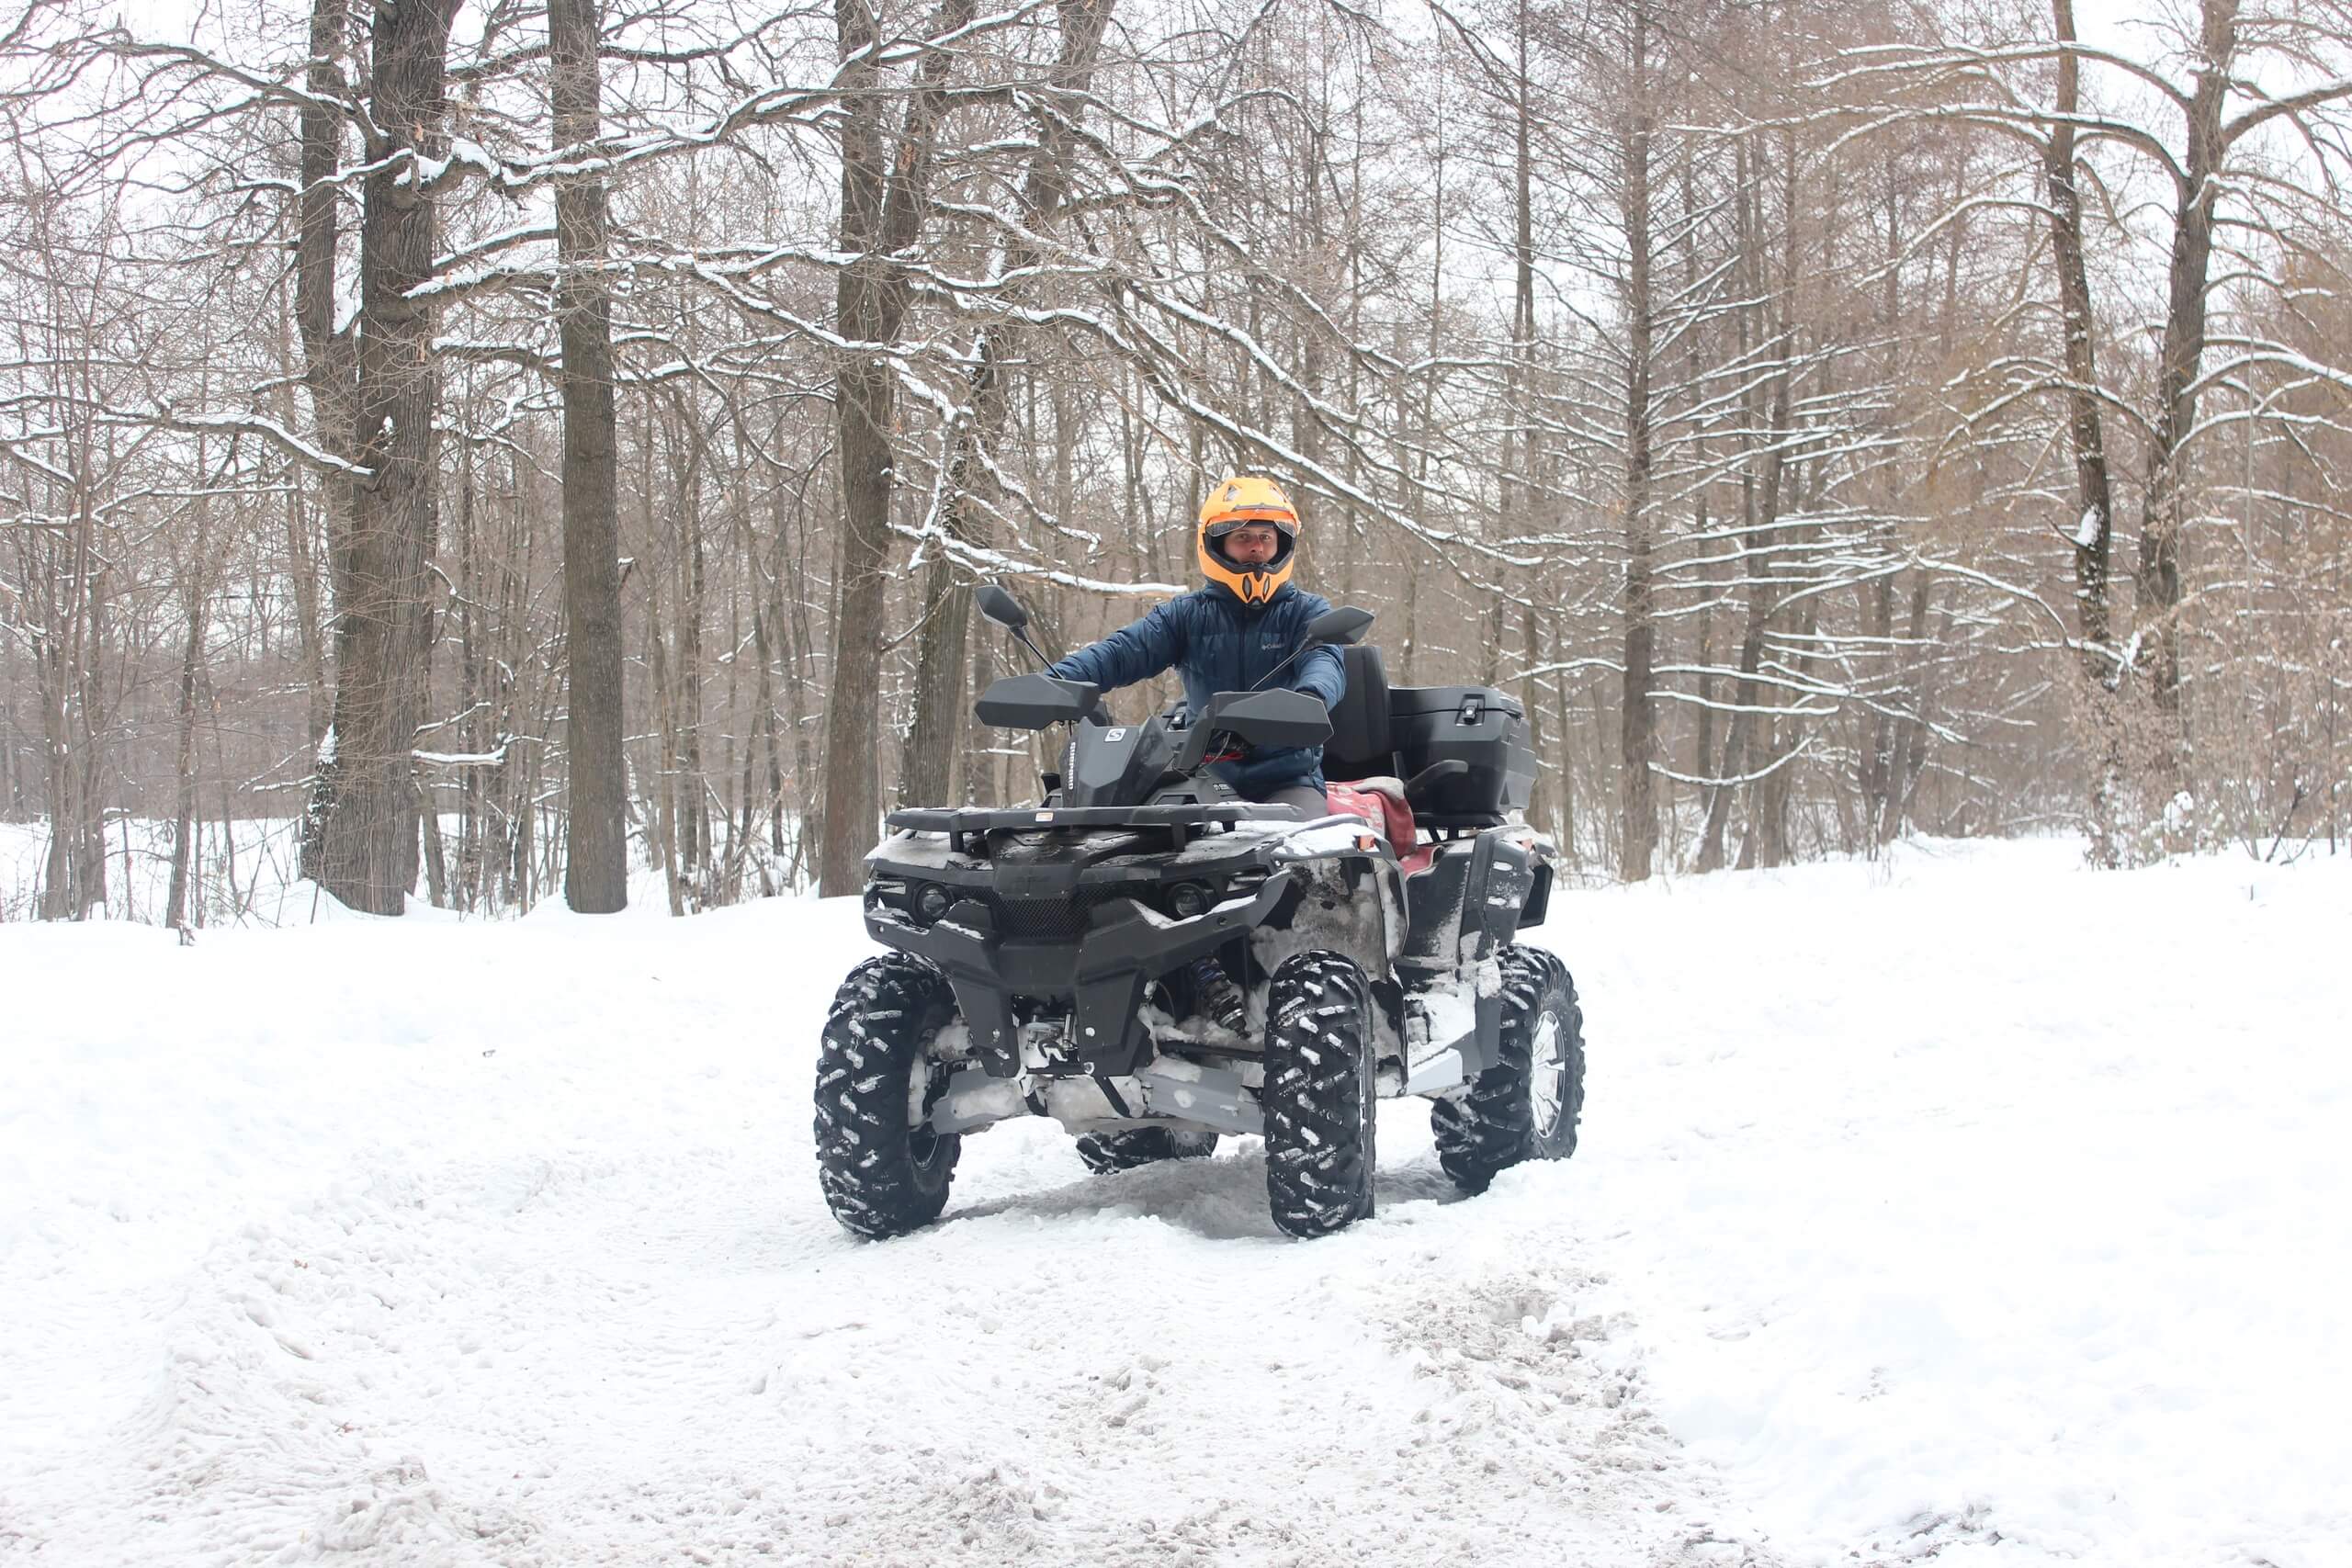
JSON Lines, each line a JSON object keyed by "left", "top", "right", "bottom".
{"left": 1322, "top": 644, "right": 1394, "bottom": 781}
{"left": 1323, "top": 646, "right": 1423, "bottom": 857}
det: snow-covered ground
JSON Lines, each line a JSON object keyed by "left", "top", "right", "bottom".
{"left": 3, "top": 838, "right": 2346, "bottom": 1567}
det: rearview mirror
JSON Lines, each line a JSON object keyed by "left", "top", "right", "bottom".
{"left": 974, "top": 583, "right": 1029, "bottom": 632}
{"left": 1303, "top": 605, "right": 1374, "bottom": 647}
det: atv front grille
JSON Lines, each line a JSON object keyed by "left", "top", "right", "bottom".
{"left": 989, "top": 888, "right": 1132, "bottom": 942}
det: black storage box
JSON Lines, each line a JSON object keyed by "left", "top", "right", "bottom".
{"left": 1389, "top": 684, "right": 1534, "bottom": 822}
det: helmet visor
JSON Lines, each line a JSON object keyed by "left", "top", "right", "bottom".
{"left": 1204, "top": 520, "right": 1294, "bottom": 571}
{"left": 1202, "top": 515, "right": 1295, "bottom": 540}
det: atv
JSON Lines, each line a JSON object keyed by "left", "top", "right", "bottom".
{"left": 813, "top": 585, "right": 1584, "bottom": 1240}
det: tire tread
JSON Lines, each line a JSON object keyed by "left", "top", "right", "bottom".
{"left": 1430, "top": 945, "right": 1583, "bottom": 1193}
{"left": 813, "top": 954, "right": 961, "bottom": 1238}
{"left": 1262, "top": 952, "right": 1377, "bottom": 1237}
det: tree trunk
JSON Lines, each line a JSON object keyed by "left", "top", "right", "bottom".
{"left": 30, "top": 404, "right": 109, "bottom": 919}
{"left": 770, "top": 449, "right": 820, "bottom": 880}
{"left": 2044, "top": 0, "right": 2117, "bottom": 662}
{"left": 1860, "top": 172, "right": 1905, "bottom": 840}
{"left": 1733, "top": 131, "right": 1804, "bottom": 872}
{"left": 305, "top": 0, "right": 460, "bottom": 915}
{"left": 820, "top": 375, "right": 892, "bottom": 895}
{"left": 290, "top": 0, "right": 355, "bottom": 865}
{"left": 34, "top": 621, "right": 101, "bottom": 920}
{"left": 1695, "top": 138, "right": 1788, "bottom": 874}
{"left": 817, "top": 0, "right": 980, "bottom": 896}
{"left": 164, "top": 570, "right": 207, "bottom": 931}
{"left": 1880, "top": 576, "right": 1936, "bottom": 845}
{"left": 1616, "top": 6, "right": 1657, "bottom": 882}
{"left": 900, "top": 491, "right": 980, "bottom": 809}
{"left": 1521, "top": 603, "right": 1553, "bottom": 837}
{"left": 552, "top": 0, "right": 628, "bottom": 912}
{"left": 674, "top": 419, "right": 710, "bottom": 894}
{"left": 2134, "top": 0, "right": 2237, "bottom": 715}
{"left": 1682, "top": 149, "right": 1714, "bottom": 798}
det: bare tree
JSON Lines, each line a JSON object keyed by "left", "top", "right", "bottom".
{"left": 551, "top": 0, "right": 628, "bottom": 912}
{"left": 900, "top": 0, "right": 1118, "bottom": 812}
{"left": 817, "top": 0, "right": 983, "bottom": 897}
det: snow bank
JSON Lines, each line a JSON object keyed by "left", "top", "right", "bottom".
{"left": 1562, "top": 839, "right": 2352, "bottom": 1566}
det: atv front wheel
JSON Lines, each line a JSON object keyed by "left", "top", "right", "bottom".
{"left": 1430, "top": 944, "right": 1584, "bottom": 1193}
{"left": 1075, "top": 1126, "right": 1219, "bottom": 1174}
{"left": 813, "top": 954, "right": 962, "bottom": 1238}
{"left": 1261, "top": 951, "right": 1378, "bottom": 1238}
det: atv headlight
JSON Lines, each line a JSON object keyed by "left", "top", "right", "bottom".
{"left": 913, "top": 882, "right": 955, "bottom": 924}
{"left": 1166, "top": 880, "right": 1214, "bottom": 919}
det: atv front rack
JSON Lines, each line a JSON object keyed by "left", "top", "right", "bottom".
{"left": 886, "top": 802, "right": 1299, "bottom": 853}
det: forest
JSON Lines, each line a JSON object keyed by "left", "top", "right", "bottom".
{"left": 4, "top": 0, "right": 2348, "bottom": 922}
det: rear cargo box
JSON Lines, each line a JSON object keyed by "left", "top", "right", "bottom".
{"left": 1389, "top": 685, "right": 1534, "bottom": 822}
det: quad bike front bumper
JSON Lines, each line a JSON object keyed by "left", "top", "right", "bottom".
{"left": 865, "top": 869, "right": 1297, "bottom": 1078}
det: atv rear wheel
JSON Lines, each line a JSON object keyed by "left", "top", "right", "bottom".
{"left": 1074, "top": 1126, "right": 1219, "bottom": 1174}
{"left": 1261, "top": 951, "right": 1378, "bottom": 1238}
{"left": 813, "top": 954, "right": 962, "bottom": 1239}
{"left": 1430, "top": 944, "right": 1583, "bottom": 1194}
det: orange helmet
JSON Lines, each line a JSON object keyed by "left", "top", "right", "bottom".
{"left": 1196, "top": 475, "right": 1299, "bottom": 605}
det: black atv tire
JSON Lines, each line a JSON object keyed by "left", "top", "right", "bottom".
{"left": 813, "top": 953, "right": 963, "bottom": 1239}
{"left": 1261, "top": 951, "right": 1378, "bottom": 1238}
{"left": 1430, "top": 944, "right": 1584, "bottom": 1195}
{"left": 1074, "top": 1126, "right": 1220, "bottom": 1174}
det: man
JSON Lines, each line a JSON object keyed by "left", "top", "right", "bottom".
{"left": 1047, "top": 475, "right": 1345, "bottom": 815}
{"left": 1046, "top": 475, "right": 1346, "bottom": 1032}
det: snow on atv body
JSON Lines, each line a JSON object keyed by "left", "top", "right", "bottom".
{"left": 814, "top": 591, "right": 1583, "bottom": 1240}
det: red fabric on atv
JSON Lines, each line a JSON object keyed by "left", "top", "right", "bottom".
{"left": 1325, "top": 782, "right": 1416, "bottom": 853}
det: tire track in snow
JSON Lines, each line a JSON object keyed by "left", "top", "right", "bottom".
{"left": 9, "top": 1114, "right": 1772, "bottom": 1566}
{"left": 4, "top": 897, "right": 1781, "bottom": 1566}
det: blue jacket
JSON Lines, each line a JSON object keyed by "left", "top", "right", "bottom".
{"left": 1047, "top": 582, "right": 1347, "bottom": 795}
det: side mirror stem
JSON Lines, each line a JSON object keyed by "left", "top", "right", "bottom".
{"left": 1010, "top": 626, "right": 1053, "bottom": 672}
{"left": 1247, "top": 606, "right": 1371, "bottom": 693}
{"left": 975, "top": 583, "right": 1054, "bottom": 671}
{"left": 1248, "top": 641, "right": 1323, "bottom": 694}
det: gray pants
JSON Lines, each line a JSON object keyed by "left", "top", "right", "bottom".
{"left": 1253, "top": 782, "right": 1329, "bottom": 816}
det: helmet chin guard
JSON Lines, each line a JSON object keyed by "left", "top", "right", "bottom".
{"left": 1196, "top": 475, "right": 1299, "bottom": 604}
